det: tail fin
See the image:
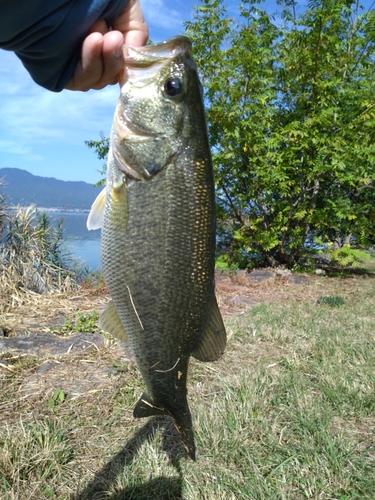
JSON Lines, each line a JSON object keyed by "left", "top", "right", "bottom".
{"left": 133, "top": 392, "right": 196, "bottom": 460}
{"left": 172, "top": 410, "right": 196, "bottom": 461}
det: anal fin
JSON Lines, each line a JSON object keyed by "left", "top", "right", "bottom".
{"left": 133, "top": 392, "right": 168, "bottom": 418}
{"left": 192, "top": 295, "right": 226, "bottom": 362}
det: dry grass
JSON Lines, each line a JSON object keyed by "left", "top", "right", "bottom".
{"left": 0, "top": 205, "right": 80, "bottom": 318}
{"left": 216, "top": 269, "right": 373, "bottom": 315}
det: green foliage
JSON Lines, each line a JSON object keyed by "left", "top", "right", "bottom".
{"left": 2, "top": 206, "right": 66, "bottom": 271}
{"left": 330, "top": 244, "right": 372, "bottom": 267}
{"left": 74, "top": 310, "right": 100, "bottom": 332}
{"left": 215, "top": 253, "right": 238, "bottom": 270}
{"left": 185, "top": 0, "right": 375, "bottom": 267}
{"left": 85, "top": 134, "right": 109, "bottom": 187}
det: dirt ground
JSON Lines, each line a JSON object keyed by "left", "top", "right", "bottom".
{"left": 1, "top": 268, "right": 373, "bottom": 427}
{"left": 1, "top": 268, "right": 370, "bottom": 336}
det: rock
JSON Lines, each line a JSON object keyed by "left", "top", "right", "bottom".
{"left": 228, "top": 269, "right": 248, "bottom": 280}
{"left": 285, "top": 274, "right": 309, "bottom": 284}
{"left": 315, "top": 268, "right": 327, "bottom": 275}
{"left": 0, "top": 332, "right": 106, "bottom": 358}
{"left": 310, "top": 254, "right": 331, "bottom": 266}
{"left": 275, "top": 269, "right": 292, "bottom": 276}
{"left": 19, "top": 362, "right": 117, "bottom": 399}
{"left": 245, "top": 270, "right": 275, "bottom": 283}
{"left": 231, "top": 295, "right": 257, "bottom": 309}
{"left": 36, "top": 361, "right": 61, "bottom": 374}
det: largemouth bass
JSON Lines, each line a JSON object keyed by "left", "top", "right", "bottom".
{"left": 87, "top": 36, "right": 226, "bottom": 460}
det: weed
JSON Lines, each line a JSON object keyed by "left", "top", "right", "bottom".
{"left": 0, "top": 419, "right": 75, "bottom": 496}
{"left": 48, "top": 388, "right": 66, "bottom": 412}
{"left": 318, "top": 295, "right": 346, "bottom": 307}
{"left": 52, "top": 309, "right": 101, "bottom": 335}
{"left": 81, "top": 270, "right": 106, "bottom": 289}
{"left": 75, "top": 310, "right": 100, "bottom": 332}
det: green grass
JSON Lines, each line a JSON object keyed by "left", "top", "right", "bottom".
{"left": 1, "top": 278, "right": 374, "bottom": 499}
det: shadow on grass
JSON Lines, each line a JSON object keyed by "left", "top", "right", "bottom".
{"left": 74, "top": 416, "right": 186, "bottom": 500}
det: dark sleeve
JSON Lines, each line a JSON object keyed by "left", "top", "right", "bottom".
{"left": 0, "top": 0, "right": 129, "bottom": 92}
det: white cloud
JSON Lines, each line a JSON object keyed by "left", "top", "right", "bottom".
{"left": 0, "top": 51, "right": 33, "bottom": 95}
{"left": 0, "top": 51, "right": 117, "bottom": 149}
{"left": 0, "top": 140, "right": 43, "bottom": 161}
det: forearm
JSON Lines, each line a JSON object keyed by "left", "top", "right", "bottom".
{"left": 0, "top": 0, "right": 129, "bottom": 91}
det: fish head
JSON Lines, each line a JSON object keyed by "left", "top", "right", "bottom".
{"left": 112, "top": 36, "right": 205, "bottom": 180}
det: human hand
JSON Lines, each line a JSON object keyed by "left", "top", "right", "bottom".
{"left": 65, "top": 0, "right": 148, "bottom": 91}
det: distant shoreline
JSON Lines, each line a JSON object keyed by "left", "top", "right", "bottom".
{"left": 9, "top": 206, "right": 90, "bottom": 214}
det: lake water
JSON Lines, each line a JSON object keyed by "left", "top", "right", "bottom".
{"left": 48, "top": 211, "right": 101, "bottom": 270}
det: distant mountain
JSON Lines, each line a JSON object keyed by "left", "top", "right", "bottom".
{"left": 0, "top": 168, "right": 101, "bottom": 210}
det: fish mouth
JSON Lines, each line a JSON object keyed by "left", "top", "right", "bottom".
{"left": 119, "top": 36, "right": 193, "bottom": 86}
{"left": 124, "top": 36, "right": 192, "bottom": 68}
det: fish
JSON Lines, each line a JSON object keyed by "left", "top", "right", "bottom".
{"left": 87, "top": 36, "right": 226, "bottom": 460}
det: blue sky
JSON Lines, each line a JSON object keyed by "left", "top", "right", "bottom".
{"left": 0, "top": 0, "right": 372, "bottom": 184}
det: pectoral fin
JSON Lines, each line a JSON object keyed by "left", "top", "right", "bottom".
{"left": 192, "top": 296, "right": 226, "bottom": 362}
{"left": 99, "top": 300, "right": 129, "bottom": 344}
{"left": 87, "top": 187, "right": 106, "bottom": 230}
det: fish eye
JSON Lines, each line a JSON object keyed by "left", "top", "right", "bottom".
{"left": 163, "top": 77, "right": 183, "bottom": 97}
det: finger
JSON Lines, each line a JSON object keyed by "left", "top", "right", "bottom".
{"left": 113, "top": 0, "right": 148, "bottom": 47}
{"left": 94, "top": 30, "right": 125, "bottom": 89}
{"left": 88, "top": 19, "right": 109, "bottom": 36}
{"left": 66, "top": 30, "right": 124, "bottom": 91}
{"left": 66, "top": 32, "right": 104, "bottom": 91}
{"left": 65, "top": 0, "right": 148, "bottom": 91}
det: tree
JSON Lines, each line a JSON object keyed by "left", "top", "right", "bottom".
{"left": 85, "top": 134, "right": 109, "bottom": 187}
{"left": 185, "top": 0, "right": 375, "bottom": 267}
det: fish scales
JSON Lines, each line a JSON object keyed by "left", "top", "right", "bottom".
{"left": 87, "top": 36, "right": 226, "bottom": 460}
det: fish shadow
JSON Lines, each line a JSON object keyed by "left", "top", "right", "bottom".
{"left": 74, "top": 416, "right": 186, "bottom": 500}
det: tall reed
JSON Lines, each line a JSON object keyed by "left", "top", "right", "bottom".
{"left": 0, "top": 187, "right": 79, "bottom": 312}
